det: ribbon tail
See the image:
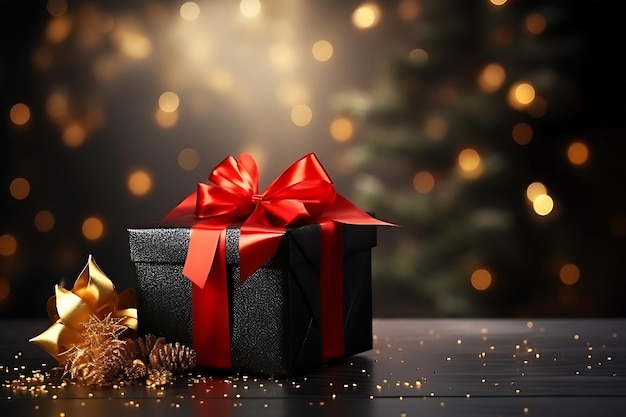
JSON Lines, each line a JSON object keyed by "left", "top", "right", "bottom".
{"left": 323, "top": 194, "right": 398, "bottom": 227}
{"left": 238, "top": 224, "right": 285, "bottom": 283}
{"left": 183, "top": 226, "right": 222, "bottom": 288}
{"left": 163, "top": 192, "right": 197, "bottom": 222}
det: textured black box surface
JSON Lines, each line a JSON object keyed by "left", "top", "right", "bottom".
{"left": 128, "top": 223, "right": 376, "bottom": 377}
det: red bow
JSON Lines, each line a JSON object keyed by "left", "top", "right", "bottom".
{"left": 164, "top": 152, "right": 394, "bottom": 288}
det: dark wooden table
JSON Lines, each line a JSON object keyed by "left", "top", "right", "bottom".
{"left": 2, "top": 318, "right": 626, "bottom": 416}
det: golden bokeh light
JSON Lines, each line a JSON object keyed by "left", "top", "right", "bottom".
{"left": 489, "top": 0, "right": 508, "bottom": 5}
{"left": 82, "top": 217, "right": 104, "bottom": 241}
{"left": 34, "top": 210, "right": 55, "bottom": 232}
{"left": 507, "top": 82, "right": 535, "bottom": 110}
{"left": 291, "top": 104, "right": 313, "bottom": 127}
{"left": 312, "top": 40, "right": 334, "bottom": 62}
{"left": 240, "top": 0, "right": 261, "bottom": 18}
{"left": 526, "top": 181, "right": 547, "bottom": 202}
{"left": 329, "top": 117, "right": 354, "bottom": 142}
{"left": 0, "top": 278, "right": 10, "bottom": 301}
{"left": 408, "top": 48, "right": 428, "bottom": 64}
{"left": 159, "top": 91, "right": 180, "bottom": 113}
{"left": 46, "top": 92, "right": 68, "bottom": 121}
{"left": 532, "top": 194, "right": 554, "bottom": 216}
{"left": 471, "top": 268, "right": 492, "bottom": 291}
{"left": 512, "top": 122, "right": 533, "bottom": 145}
{"left": 62, "top": 122, "right": 87, "bottom": 147}
{"left": 204, "top": 69, "right": 234, "bottom": 94}
{"left": 352, "top": 2, "right": 381, "bottom": 29}
{"left": 180, "top": 2, "right": 200, "bottom": 21}
{"left": 10, "top": 103, "right": 31, "bottom": 126}
{"left": 128, "top": 169, "right": 153, "bottom": 196}
{"left": 276, "top": 82, "right": 310, "bottom": 107}
{"left": 567, "top": 141, "right": 589, "bottom": 166}
{"left": 113, "top": 26, "right": 152, "bottom": 59}
{"left": 525, "top": 13, "right": 547, "bottom": 35}
{"left": 398, "top": 0, "right": 420, "bottom": 21}
{"left": 178, "top": 148, "right": 200, "bottom": 171}
{"left": 424, "top": 116, "right": 447, "bottom": 141}
{"left": 0, "top": 234, "right": 18, "bottom": 257}
{"left": 413, "top": 171, "right": 435, "bottom": 193}
{"left": 9, "top": 178, "right": 30, "bottom": 200}
{"left": 269, "top": 42, "right": 296, "bottom": 72}
{"left": 47, "top": 0, "right": 68, "bottom": 17}
{"left": 559, "top": 263, "right": 580, "bottom": 285}
{"left": 478, "top": 63, "right": 506, "bottom": 93}
{"left": 155, "top": 108, "right": 179, "bottom": 128}
{"left": 46, "top": 16, "right": 71, "bottom": 44}
{"left": 458, "top": 148, "right": 481, "bottom": 172}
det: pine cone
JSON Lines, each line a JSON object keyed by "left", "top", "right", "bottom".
{"left": 135, "top": 334, "right": 158, "bottom": 363}
{"left": 149, "top": 337, "right": 196, "bottom": 374}
{"left": 124, "top": 359, "right": 148, "bottom": 382}
{"left": 146, "top": 368, "right": 173, "bottom": 387}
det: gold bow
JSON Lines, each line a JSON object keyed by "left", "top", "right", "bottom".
{"left": 30, "top": 254, "right": 138, "bottom": 363}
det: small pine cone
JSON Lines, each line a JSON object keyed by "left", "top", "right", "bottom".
{"left": 136, "top": 334, "right": 158, "bottom": 363}
{"left": 149, "top": 337, "right": 196, "bottom": 374}
{"left": 124, "top": 359, "right": 148, "bottom": 382}
{"left": 146, "top": 368, "right": 173, "bottom": 387}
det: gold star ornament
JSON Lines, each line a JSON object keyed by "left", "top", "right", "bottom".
{"left": 30, "top": 254, "right": 138, "bottom": 363}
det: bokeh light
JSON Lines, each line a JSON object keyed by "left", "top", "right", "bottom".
{"left": 0, "top": 234, "right": 17, "bottom": 257}
{"left": 508, "top": 82, "right": 535, "bottom": 110}
{"left": 47, "top": 0, "right": 67, "bottom": 17}
{"left": 512, "top": 122, "right": 533, "bottom": 145}
{"left": 45, "top": 16, "right": 71, "bottom": 44}
{"left": 34, "top": 210, "right": 55, "bottom": 232}
{"left": 489, "top": 0, "right": 508, "bottom": 6}
{"left": 128, "top": 169, "right": 152, "bottom": 196}
{"left": 312, "top": 40, "right": 334, "bottom": 62}
{"left": 559, "top": 263, "right": 580, "bottom": 285}
{"left": 155, "top": 108, "right": 178, "bottom": 128}
{"left": 471, "top": 268, "right": 492, "bottom": 291}
{"left": 159, "top": 92, "right": 180, "bottom": 113}
{"left": 397, "top": 0, "right": 420, "bottom": 21}
{"left": 178, "top": 148, "right": 200, "bottom": 170}
{"left": 408, "top": 48, "right": 428, "bottom": 64}
{"left": 532, "top": 194, "right": 554, "bottom": 216}
{"left": 352, "top": 2, "right": 381, "bottom": 29}
{"left": 329, "top": 117, "right": 354, "bottom": 142}
{"left": 291, "top": 104, "right": 313, "bottom": 127}
{"left": 9, "top": 178, "right": 30, "bottom": 200}
{"left": 458, "top": 148, "right": 482, "bottom": 178}
{"left": 0, "top": 278, "right": 10, "bottom": 302}
{"left": 46, "top": 92, "right": 68, "bottom": 121}
{"left": 525, "top": 13, "right": 547, "bottom": 35}
{"left": 9, "top": 103, "right": 31, "bottom": 126}
{"left": 567, "top": 141, "right": 589, "bottom": 166}
{"left": 424, "top": 116, "right": 447, "bottom": 141}
{"left": 478, "top": 63, "right": 506, "bottom": 93}
{"left": 180, "top": 2, "right": 200, "bottom": 21}
{"left": 240, "top": 0, "right": 261, "bottom": 18}
{"left": 82, "top": 217, "right": 104, "bottom": 240}
{"left": 526, "top": 182, "right": 547, "bottom": 202}
{"left": 412, "top": 171, "right": 435, "bottom": 193}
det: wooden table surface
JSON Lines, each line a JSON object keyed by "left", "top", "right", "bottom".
{"left": 2, "top": 318, "right": 625, "bottom": 416}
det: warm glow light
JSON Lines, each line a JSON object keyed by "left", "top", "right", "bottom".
{"left": 329, "top": 117, "right": 354, "bottom": 142}
{"left": 471, "top": 269, "right": 492, "bottom": 291}
{"left": 34, "top": 210, "right": 55, "bottom": 232}
{"left": 413, "top": 171, "right": 435, "bottom": 193}
{"left": 159, "top": 91, "right": 180, "bottom": 113}
{"left": 526, "top": 182, "right": 547, "bottom": 202}
{"left": 489, "top": 0, "right": 507, "bottom": 5}
{"left": 276, "top": 82, "right": 310, "bottom": 107}
{"left": 82, "top": 217, "right": 104, "bottom": 240}
{"left": 559, "top": 263, "right": 580, "bottom": 285}
{"left": 9, "top": 178, "right": 30, "bottom": 200}
{"left": 352, "top": 3, "right": 381, "bottom": 29}
{"left": 408, "top": 48, "right": 428, "bottom": 64}
{"left": 424, "top": 116, "right": 447, "bottom": 141}
{"left": 478, "top": 63, "right": 506, "bottom": 93}
{"left": 269, "top": 42, "right": 296, "bottom": 71}
{"left": 533, "top": 194, "right": 554, "bottom": 216}
{"left": 204, "top": 69, "right": 234, "bottom": 94}
{"left": 10, "top": 103, "right": 31, "bottom": 126}
{"left": 458, "top": 148, "right": 481, "bottom": 172}
{"left": 508, "top": 82, "right": 535, "bottom": 109}
{"left": 240, "top": 0, "right": 261, "bottom": 18}
{"left": 512, "top": 122, "right": 533, "bottom": 145}
{"left": 291, "top": 104, "right": 312, "bottom": 127}
{"left": 0, "top": 234, "right": 17, "bottom": 257}
{"left": 46, "top": 93, "right": 68, "bottom": 121}
{"left": 155, "top": 108, "right": 178, "bottom": 128}
{"left": 180, "top": 2, "right": 200, "bottom": 21}
{"left": 525, "top": 13, "right": 547, "bottom": 35}
{"left": 178, "top": 148, "right": 200, "bottom": 170}
{"left": 312, "top": 40, "right": 333, "bottom": 62}
{"left": 398, "top": 0, "right": 420, "bottom": 20}
{"left": 113, "top": 26, "right": 152, "bottom": 59}
{"left": 47, "top": 0, "right": 68, "bottom": 17}
{"left": 46, "top": 16, "right": 71, "bottom": 43}
{"left": 567, "top": 141, "right": 589, "bottom": 165}
{"left": 0, "top": 278, "right": 10, "bottom": 301}
{"left": 128, "top": 169, "right": 152, "bottom": 196}
{"left": 62, "top": 122, "right": 87, "bottom": 147}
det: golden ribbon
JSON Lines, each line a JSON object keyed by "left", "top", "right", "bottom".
{"left": 30, "top": 254, "right": 138, "bottom": 363}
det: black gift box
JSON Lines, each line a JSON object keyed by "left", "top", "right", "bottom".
{"left": 127, "top": 222, "right": 376, "bottom": 377}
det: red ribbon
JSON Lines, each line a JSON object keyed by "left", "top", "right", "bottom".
{"left": 163, "top": 153, "right": 395, "bottom": 368}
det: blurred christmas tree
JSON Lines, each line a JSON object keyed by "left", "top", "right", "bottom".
{"left": 334, "top": 0, "right": 582, "bottom": 316}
